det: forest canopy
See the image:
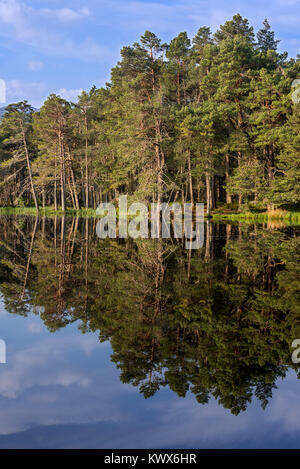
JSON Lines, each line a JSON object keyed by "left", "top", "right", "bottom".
{"left": 0, "top": 14, "right": 300, "bottom": 214}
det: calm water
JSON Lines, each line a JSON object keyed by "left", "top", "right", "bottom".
{"left": 0, "top": 215, "right": 300, "bottom": 449}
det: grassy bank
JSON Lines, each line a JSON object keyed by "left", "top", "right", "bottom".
{"left": 1, "top": 206, "right": 300, "bottom": 225}
{"left": 0, "top": 206, "right": 98, "bottom": 217}
{"left": 212, "top": 209, "right": 300, "bottom": 225}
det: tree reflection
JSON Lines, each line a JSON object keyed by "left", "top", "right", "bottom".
{"left": 0, "top": 215, "right": 300, "bottom": 414}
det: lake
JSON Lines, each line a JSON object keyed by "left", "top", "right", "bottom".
{"left": 0, "top": 215, "right": 300, "bottom": 449}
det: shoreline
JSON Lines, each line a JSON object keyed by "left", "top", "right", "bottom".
{"left": 0, "top": 206, "right": 300, "bottom": 224}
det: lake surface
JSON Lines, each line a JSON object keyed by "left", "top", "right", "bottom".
{"left": 0, "top": 215, "right": 300, "bottom": 449}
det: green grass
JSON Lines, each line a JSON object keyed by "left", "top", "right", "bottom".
{"left": 0, "top": 206, "right": 98, "bottom": 217}
{"left": 1, "top": 205, "right": 300, "bottom": 225}
{"left": 212, "top": 210, "right": 300, "bottom": 225}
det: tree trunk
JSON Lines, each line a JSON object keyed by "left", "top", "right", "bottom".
{"left": 20, "top": 216, "right": 38, "bottom": 300}
{"left": 85, "top": 113, "right": 89, "bottom": 209}
{"left": 206, "top": 172, "right": 211, "bottom": 216}
{"left": 59, "top": 126, "right": 66, "bottom": 212}
{"left": 20, "top": 121, "right": 38, "bottom": 212}
{"left": 225, "top": 153, "right": 232, "bottom": 204}
{"left": 238, "top": 152, "right": 243, "bottom": 210}
{"left": 187, "top": 150, "right": 194, "bottom": 205}
{"left": 54, "top": 153, "right": 58, "bottom": 211}
{"left": 42, "top": 187, "right": 45, "bottom": 210}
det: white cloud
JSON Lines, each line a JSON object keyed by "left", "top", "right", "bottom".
{"left": 0, "top": 0, "right": 21, "bottom": 24}
{"left": 41, "top": 6, "right": 90, "bottom": 23}
{"left": 56, "top": 88, "right": 83, "bottom": 102}
{"left": 2, "top": 81, "right": 90, "bottom": 107}
{"left": 0, "top": 300, "right": 7, "bottom": 316}
{"left": 27, "top": 322, "right": 43, "bottom": 334}
{"left": 0, "top": 335, "right": 100, "bottom": 399}
{"left": 5, "top": 79, "right": 48, "bottom": 107}
{"left": 28, "top": 60, "right": 43, "bottom": 72}
{"left": 0, "top": 0, "right": 299, "bottom": 65}
{"left": 0, "top": 1, "right": 90, "bottom": 25}
{"left": 0, "top": 330, "right": 118, "bottom": 437}
{"left": 0, "top": 0, "right": 107, "bottom": 62}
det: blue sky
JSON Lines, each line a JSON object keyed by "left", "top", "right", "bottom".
{"left": 0, "top": 0, "right": 300, "bottom": 107}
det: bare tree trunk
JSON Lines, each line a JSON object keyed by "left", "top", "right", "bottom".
{"left": 85, "top": 113, "right": 89, "bottom": 209}
{"left": 67, "top": 149, "right": 79, "bottom": 210}
{"left": 225, "top": 153, "right": 232, "bottom": 204}
{"left": 20, "top": 120, "right": 38, "bottom": 212}
{"left": 211, "top": 175, "right": 216, "bottom": 210}
{"left": 187, "top": 150, "right": 194, "bottom": 205}
{"left": 206, "top": 172, "right": 211, "bottom": 216}
{"left": 238, "top": 151, "right": 243, "bottom": 210}
{"left": 59, "top": 126, "right": 66, "bottom": 212}
{"left": 177, "top": 68, "right": 180, "bottom": 105}
{"left": 67, "top": 175, "right": 76, "bottom": 209}
{"left": 54, "top": 153, "right": 58, "bottom": 211}
{"left": 42, "top": 187, "right": 46, "bottom": 210}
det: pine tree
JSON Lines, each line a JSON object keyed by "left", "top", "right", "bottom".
{"left": 257, "top": 19, "right": 280, "bottom": 52}
{"left": 192, "top": 26, "right": 213, "bottom": 54}
{"left": 214, "top": 14, "right": 255, "bottom": 43}
{"left": 274, "top": 103, "right": 300, "bottom": 205}
{"left": 0, "top": 15, "right": 299, "bottom": 214}
{"left": 33, "top": 95, "right": 70, "bottom": 211}
{"left": 166, "top": 32, "right": 191, "bottom": 105}
{"left": 0, "top": 101, "right": 38, "bottom": 210}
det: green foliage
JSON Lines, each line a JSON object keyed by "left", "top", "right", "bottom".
{"left": 257, "top": 19, "right": 280, "bottom": 53}
{"left": 0, "top": 15, "right": 300, "bottom": 212}
{"left": 0, "top": 217, "right": 300, "bottom": 414}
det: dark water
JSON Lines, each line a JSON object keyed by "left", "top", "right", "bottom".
{"left": 0, "top": 215, "right": 300, "bottom": 449}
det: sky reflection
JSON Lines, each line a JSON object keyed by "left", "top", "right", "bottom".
{"left": 0, "top": 298, "right": 300, "bottom": 448}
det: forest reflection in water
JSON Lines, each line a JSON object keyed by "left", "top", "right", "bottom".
{"left": 0, "top": 215, "right": 300, "bottom": 416}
